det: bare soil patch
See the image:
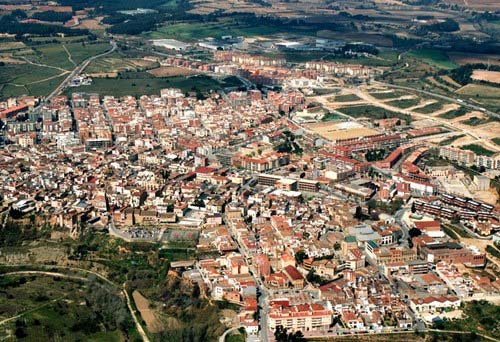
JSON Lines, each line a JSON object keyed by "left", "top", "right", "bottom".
{"left": 148, "top": 66, "right": 197, "bottom": 77}
{"left": 133, "top": 290, "right": 164, "bottom": 333}
{"left": 471, "top": 70, "right": 500, "bottom": 84}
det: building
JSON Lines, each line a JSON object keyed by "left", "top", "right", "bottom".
{"left": 283, "top": 265, "right": 305, "bottom": 289}
{"left": 268, "top": 299, "right": 333, "bottom": 332}
{"left": 439, "top": 146, "right": 475, "bottom": 166}
{"left": 419, "top": 242, "right": 486, "bottom": 267}
{"left": 151, "top": 39, "right": 190, "bottom": 51}
{"left": 474, "top": 175, "right": 490, "bottom": 191}
{"left": 409, "top": 296, "right": 461, "bottom": 314}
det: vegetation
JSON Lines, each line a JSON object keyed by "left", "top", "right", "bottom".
{"left": 461, "top": 144, "right": 496, "bottom": 157}
{"left": 460, "top": 116, "right": 497, "bottom": 126}
{"left": 274, "top": 325, "right": 305, "bottom": 342}
{"left": 321, "top": 113, "right": 344, "bottom": 121}
{"left": 0, "top": 14, "right": 89, "bottom": 37}
{"left": 365, "top": 149, "right": 387, "bottom": 162}
{"left": 415, "top": 101, "right": 444, "bottom": 114}
{"left": 438, "top": 107, "right": 468, "bottom": 119}
{"left": 0, "top": 274, "right": 135, "bottom": 340}
{"left": 369, "top": 90, "right": 408, "bottom": 100}
{"left": 31, "top": 11, "right": 73, "bottom": 23}
{"left": 387, "top": 98, "right": 421, "bottom": 109}
{"left": 433, "top": 300, "right": 500, "bottom": 340}
{"left": 407, "top": 49, "right": 457, "bottom": 69}
{"left": 338, "top": 104, "right": 412, "bottom": 122}
{"left": 64, "top": 73, "right": 231, "bottom": 98}
{"left": 332, "top": 94, "right": 360, "bottom": 102}
{"left": 486, "top": 245, "right": 500, "bottom": 259}
{"left": 439, "top": 134, "right": 465, "bottom": 146}
{"left": 447, "top": 63, "right": 500, "bottom": 86}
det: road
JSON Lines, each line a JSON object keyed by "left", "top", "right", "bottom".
{"left": 35, "top": 40, "right": 117, "bottom": 109}
{"left": 224, "top": 216, "right": 270, "bottom": 342}
{"left": 394, "top": 208, "right": 410, "bottom": 247}
{"left": 219, "top": 325, "right": 244, "bottom": 342}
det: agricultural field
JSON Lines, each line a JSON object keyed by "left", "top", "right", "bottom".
{"left": 471, "top": 70, "right": 500, "bottom": 84}
{"left": 0, "top": 41, "right": 26, "bottom": 51}
{"left": 26, "top": 42, "right": 111, "bottom": 70}
{"left": 407, "top": 49, "right": 457, "bottom": 69}
{"left": 86, "top": 55, "right": 159, "bottom": 75}
{"left": 448, "top": 52, "right": 500, "bottom": 66}
{"left": 147, "top": 66, "right": 198, "bottom": 77}
{"left": 146, "top": 19, "right": 293, "bottom": 41}
{"left": 63, "top": 72, "right": 241, "bottom": 98}
{"left": 0, "top": 63, "right": 65, "bottom": 100}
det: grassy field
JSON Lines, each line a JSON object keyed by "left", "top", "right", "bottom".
{"left": 86, "top": 54, "right": 159, "bottom": 75}
{"left": 407, "top": 49, "right": 458, "bottom": 69}
{"left": 26, "top": 42, "right": 111, "bottom": 70}
{"left": 461, "top": 144, "right": 496, "bottom": 156}
{"left": 63, "top": 72, "right": 240, "bottom": 98}
{"left": 0, "top": 63, "right": 64, "bottom": 100}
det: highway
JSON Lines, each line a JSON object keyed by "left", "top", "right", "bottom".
{"left": 35, "top": 40, "right": 117, "bottom": 109}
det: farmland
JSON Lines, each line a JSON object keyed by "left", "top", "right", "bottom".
{"left": 63, "top": 72, "right": 242, "bottom": 98}
{"left": 407, "top": 49, "right": 457, "bottom": 69}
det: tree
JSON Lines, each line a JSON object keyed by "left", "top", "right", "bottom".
{"left": 411, "top": 202, "right": 416, "bottom": 213}
{"left": 408, "top": 227, "right": 422, "bottom": 238}
{"left": 294, "top": 250, "right": 307, "bottom": 265}
{"left": 274, "top": 325, "right": 305, "bottom": 342}
{"left": 354, "top": 206, "right": 363, "bottom": 220}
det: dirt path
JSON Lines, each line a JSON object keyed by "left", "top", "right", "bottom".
{"left": 20, "top": 56, "right": 69, "bottom": 73}
{"left": 63, "top": 45, "right": 77, "bottom": 67}
{"left": 0, "top": 265, "right": 149, "bottom": 342}
{"left": 26, "top": 71, "right": 70, "bottom": 85}
{"left": 125, "top": 287, "right": 151, "bottom": 342}
{"left": 0, "top": 298, "right": 62, "bottom": 325}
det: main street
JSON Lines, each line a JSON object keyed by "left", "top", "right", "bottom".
{"left": 224, "top": 215, "right": 270, "bottom": 342}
